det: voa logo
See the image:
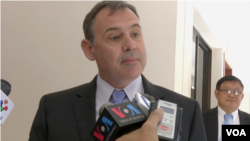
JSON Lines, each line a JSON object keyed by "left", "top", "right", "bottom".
{"left": 110, "top": 104, "right": 141, "bottom": 118}
{"left": 226, "top": 129, "right": 246, "bottom": 136}
{"left": 93, "top": 116, "right": 113, "bottom": 141}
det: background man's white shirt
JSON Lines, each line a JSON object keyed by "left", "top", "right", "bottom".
{"left": 217, "top": 106, "right": 240, "bottom": 141}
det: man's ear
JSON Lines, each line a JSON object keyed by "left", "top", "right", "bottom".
{"left": 81, "top": 39, "right": 95, "bottom": 61}
{"left": 214, "top": 89, "right": 219, "bottom": 100}
{"left": 240, "top": 93, "right": 244, "bottom": 101}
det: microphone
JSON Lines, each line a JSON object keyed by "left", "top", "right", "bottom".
{"left": 1, "top": 79, "right": 11, "bottom": 96}
{"left": 1, "top": 79, "right": 15, "bottom": 125}
{"left": 98, "top": 102, "right": 114, "bottom": 116}
{"left": 134, "top": 93, "right": 155, "bottom": 116}
{"left": 91, "top": 93, "right": 182, "bottom": 141}
{"left": 98, "top": 93, "right": 155, "bottom": 117}
{"left": 91, "top": 101, "right": 147, "bottom": 141}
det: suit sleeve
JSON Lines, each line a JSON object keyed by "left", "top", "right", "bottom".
{"left": 189, "top": 101, "right": 207, "bottom": 141}
{"left": 29, "top": 95, "right": 48, "bottom": 141}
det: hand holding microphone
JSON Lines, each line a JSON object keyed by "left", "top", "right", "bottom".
{"left": 116, "top": 108, "right": 164, "bottom": 141}
{"left": 92, "top": 93, "right": 182, "bottom": 141}
{"left": 91, "top": 101, "right": 147, "bottom": 141}
{"left": 91, "top": 93, "right": 156, "bottom": 141}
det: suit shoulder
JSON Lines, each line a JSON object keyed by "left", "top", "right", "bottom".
{"left": 42, "top": 82, "right": 94, "bottom": 101}
{"left": 157, "top": 85, "right": 196, "bottom": 101}
{"left": 239, "top": 110, "right": 250, "bottom": 118}
{"left": 152, "top": 84, "right": 198, "bottom": 108}
{"left": 202, "top": 108, "right": 212, "bottom": 116}
{"left": 142, "top": 75, "right": 196, "bottom": 104}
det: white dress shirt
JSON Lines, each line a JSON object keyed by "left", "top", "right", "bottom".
{"left": 217, "top": 106, "right": 240, "bottom": 141}
{"left": 95, "top": 74, "right": 144, "bottom": 120}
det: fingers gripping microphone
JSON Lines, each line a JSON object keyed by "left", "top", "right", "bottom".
{"left": 91, "top": 101, "right": 147, "bottom": 141}
{"left": 1, "top": 79, "right": 15, "bottom": 125}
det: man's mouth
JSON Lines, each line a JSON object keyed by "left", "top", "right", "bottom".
{"left": 122, "top": 58, "right": 138, "bottom": 64}
{"left": 227, "top": 99, "right": 237, "bottom": 102}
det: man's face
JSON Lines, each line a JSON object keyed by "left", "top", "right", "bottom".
{"left": 92, "top": 8, "right": 146, "bottom": 87}
{"left": 215, "top": 81, "right": 244, "bottom": 113}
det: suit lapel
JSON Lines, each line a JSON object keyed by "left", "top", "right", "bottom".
{"left": 141, "top": 74, "right": 164, "bottom": 100}
{"left": 238, "top": 110, "right": 249, "bottom": 124}
{"left": 208, "top": 107, "right": 218, "bottom": 141}
{"left": 73, "top": 76, "right": 97, "bottom": 141}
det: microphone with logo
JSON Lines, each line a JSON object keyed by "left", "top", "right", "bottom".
{"left": 91, "top": 93, "right": 183, "bottom": 141}
{"left": 91, "top": 100, "right": 148, "bottom": 141}
{"left": 1, "top": 79, "right": 15, "bottom": 125}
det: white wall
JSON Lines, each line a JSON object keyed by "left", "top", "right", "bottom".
{"left": 1, "top": 1, "right": 192, "bottom": 140}
{"left": 194, "top": 5, "right": 250, "bottom": 112}
{"left": 174, "top": 1, "right": 193, "bottom": 98}
{"left": 1, "top": 2, "right": 99, "bottom": 141}
{"left": 210, "top": 48, "right": 224, "bottom": 108}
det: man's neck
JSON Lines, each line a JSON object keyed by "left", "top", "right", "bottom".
{"left": 99, "top": 74, "right": 140, "bottom": 89}
{"left": 218, "top": 105, "right": 238, "bottom": 114}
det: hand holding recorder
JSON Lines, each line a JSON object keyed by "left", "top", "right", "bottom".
{"left": 116, "top": 108, "right": 164, "bottom": 141}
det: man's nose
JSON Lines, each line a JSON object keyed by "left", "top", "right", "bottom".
{"left": 122, "top": 35, "right": 136, "bottom": 51}
{"left": 228, "top": 92, "right": 236, "bottom": 97}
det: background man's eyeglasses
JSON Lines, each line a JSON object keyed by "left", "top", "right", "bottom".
{"left": 217, "top": 88, "right": 243, "bottom": 96}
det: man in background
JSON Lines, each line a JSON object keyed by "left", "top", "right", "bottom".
{"left": 29, "top": 1, "right": 206, "bottom": 141}
{"left": 202, "top": 75, "right": 250, "bottom": 141}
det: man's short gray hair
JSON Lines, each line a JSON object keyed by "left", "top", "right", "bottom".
{"left": 83, "top": 1, "right": 139, "bottom": 45}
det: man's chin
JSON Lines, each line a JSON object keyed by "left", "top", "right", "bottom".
{"left": 121, "top": 72, "right": 141, "bottom": 80}
{"left": 226, "top": 100, "right": 237, "bottom": 104}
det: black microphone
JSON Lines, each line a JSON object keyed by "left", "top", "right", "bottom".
{"left": 98, "top": 102, "right": 114, "bottom": 116}
{"left": 91, "top": 100, "right": 147, "bottom": 141}
{"left": 1, "top": 79, "right": 15, "bottom": 125}
{"left": 91, "top": 93, "right": 156, "bottom": 141}
{"left": 1, "top": 79, "right": 11, "bottom": 96}
{"left": 97, "top": 93, "right": 155, "bottom": 119}
{"left": 92, "top": 93, "right": 182, "bottom": 141}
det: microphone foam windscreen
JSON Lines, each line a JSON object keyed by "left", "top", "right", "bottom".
{"left": 1, "top": 79, "right": 11, "bottom": 96}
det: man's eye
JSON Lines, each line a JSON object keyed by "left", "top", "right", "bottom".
{"left": 110, "top": 36, "right": 119, "bottom": 41}
{"left": 132, "top": 33, "right": 139, "bottom": 37}
{"left": 226, "top": 89, "right": 231, "bottom": 93}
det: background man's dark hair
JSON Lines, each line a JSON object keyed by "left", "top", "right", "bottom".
{"left": 216, "top": 75, "right": 244, "bottom": 91}
{"left": 83, "top": 1, "right": 139, "bottom": 45}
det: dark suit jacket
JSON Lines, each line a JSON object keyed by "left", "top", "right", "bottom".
{"left": 202, "top": 106, "right": 250, "bottom": 141}
{"left": 29, "top": 75, "right": 207, "bottom": 141}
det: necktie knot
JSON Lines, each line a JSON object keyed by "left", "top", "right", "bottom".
{"left": 112, "top": 90, "right": 126, "bottom": 104}
{"left": 224, "top": 114, "right": 232, "bottom": 125}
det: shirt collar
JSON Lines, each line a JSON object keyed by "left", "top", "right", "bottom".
{"left": 96, "top": 74, "right": 115, "bottom": 104}
{"left": 218, "top": 106, "right": 238, "bottom": 122}
{"left": 123, "top": 75, "right": 144, "bottom": 101}
{"left": 96, "top": 74, "right": 144, "bottom": 103}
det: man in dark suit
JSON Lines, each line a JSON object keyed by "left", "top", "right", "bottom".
{"left": 29, "top": 1, "right": 206, "bottom": 141}
{"left": 202, "top": 75, "right": 250, "bottom": 141}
